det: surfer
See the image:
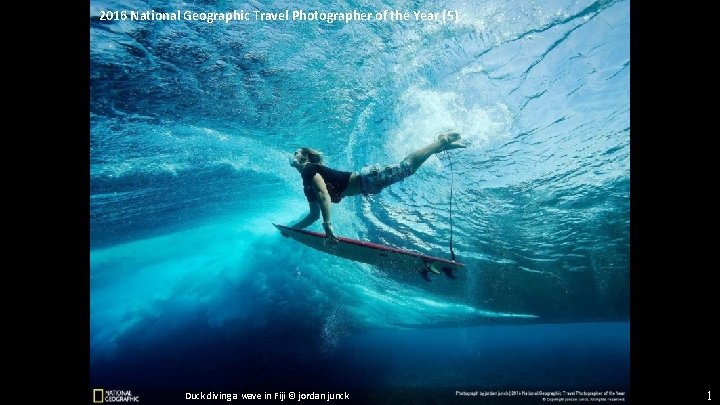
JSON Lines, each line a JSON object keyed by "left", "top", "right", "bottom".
{"left": 287, "top": 131, "right": 465, "bottom": 242}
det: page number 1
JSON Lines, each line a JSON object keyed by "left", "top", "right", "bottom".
{"left": 709, "top": 391, "right": 712, "bottom": 400}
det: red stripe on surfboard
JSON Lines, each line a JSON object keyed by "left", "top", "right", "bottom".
{"left": 274, "top": 224, "right": 464, "bottom": 267}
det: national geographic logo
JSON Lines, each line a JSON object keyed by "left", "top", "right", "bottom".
{"left": 93, "top": 388, "right": 140, "bottom": 403}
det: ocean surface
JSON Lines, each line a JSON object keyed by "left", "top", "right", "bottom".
{"left": 90, "top": 0, "right": 630, "bottom": 402}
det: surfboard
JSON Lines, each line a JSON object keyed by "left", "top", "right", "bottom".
{"left": 274, "top": 224, "right": 464, "bottom": 279}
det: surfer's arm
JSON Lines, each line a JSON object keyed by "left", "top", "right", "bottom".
{"left": 290, "top": 202, "right": 320, "bottom": 229}
{"left": 311, "top": 174, "right": 338, "bottom": 240}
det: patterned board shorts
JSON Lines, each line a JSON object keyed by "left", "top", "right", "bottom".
{"left": 356, "top": 160, "right": 413, "bottom": 195}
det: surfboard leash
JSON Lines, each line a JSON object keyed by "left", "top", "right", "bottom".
{"left": 443, "top": 150, "right": 457, "bottom": 262}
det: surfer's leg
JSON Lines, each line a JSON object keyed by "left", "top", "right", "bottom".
{"left": 350, "top": 132, "right": 464, "bottom": 195}
{"left": 354, "top": 162, "right": 413, "bottom": 195}
{"left": 401, "top": 131, "right": 465, "bottom": 174}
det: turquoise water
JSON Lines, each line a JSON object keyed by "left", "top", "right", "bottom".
{"left": 90, "top": 0, "right": 629, "bottom": 401}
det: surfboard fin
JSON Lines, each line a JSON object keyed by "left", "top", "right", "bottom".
{"left": 427, "top": 263, "right": 442, "bottom": 274}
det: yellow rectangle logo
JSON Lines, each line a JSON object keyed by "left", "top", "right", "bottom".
{"left": 93, "top": 388, "right": 104, "bottom": 403}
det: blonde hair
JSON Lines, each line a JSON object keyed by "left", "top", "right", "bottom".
{"left": 299, "top": 147, "right": 323, "bottom": 164}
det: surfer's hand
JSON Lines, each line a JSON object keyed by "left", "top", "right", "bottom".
{"left": 323, "top": 222, "right": 339, "bottom": 244}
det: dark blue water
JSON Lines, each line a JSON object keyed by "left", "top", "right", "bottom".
{"left": 90, "top": 0, "right": 629, "bottom": 402}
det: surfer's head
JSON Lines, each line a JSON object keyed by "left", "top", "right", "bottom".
{"left": 292, "top": 148, "right": 323, "bottom": 168}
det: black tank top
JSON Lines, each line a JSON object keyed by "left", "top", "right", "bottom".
{"left": 301, "top": 163, "right": 352, "bottom": 203}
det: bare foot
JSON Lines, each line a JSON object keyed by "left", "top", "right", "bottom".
{"left": 437, "top": 131, "right": 466, "bottom": 150}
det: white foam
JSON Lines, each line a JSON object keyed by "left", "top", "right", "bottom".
{"left": 387, "top": 84, "right": 513, "bottom": 161}
{"left": 460, "top": 63, "right": 485, "bottom": 76}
